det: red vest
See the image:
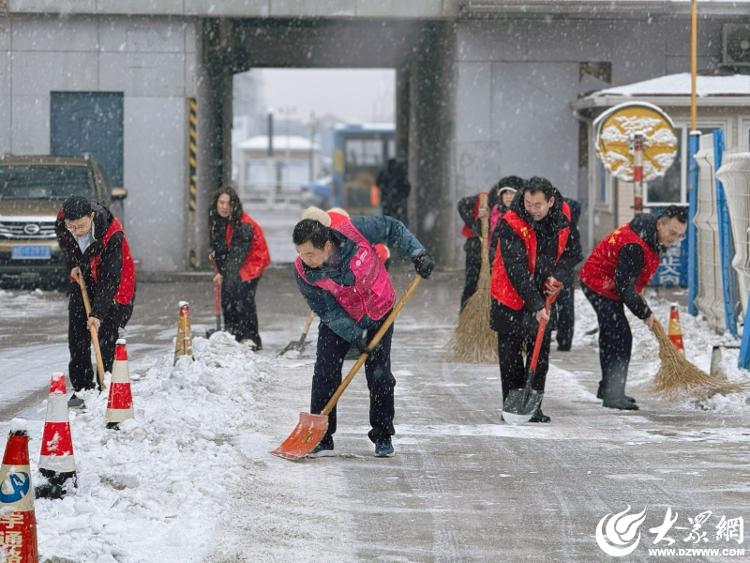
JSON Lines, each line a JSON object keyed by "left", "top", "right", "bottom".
{"left": 295, "top": 219, "right": 396, "bottom": 322}
{"left": 490, "top": 203, "right": 571, "bottom": 311}
{"left": 90, "top": 218, "right": 135, "bottom": 305}
{"left": 579, "top": 224, "right": 661, "bottom": 300}
{"left": 226, "top": 213, "right": 271, "bottom": 281}
{"left": 461, "top": 194, "right": 483, "bottom": 238}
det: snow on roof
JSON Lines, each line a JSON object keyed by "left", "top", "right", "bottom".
{"left": 239, "top": 135, "right": 319, "bottom": 151}
{"left": 593, "top": 73, "right": 750, "bottom": 97}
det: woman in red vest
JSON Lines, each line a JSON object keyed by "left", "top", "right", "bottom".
{"left": 457, "top": 175, "right": 523, "bottom": 312}
{"left": 580, "top": 206, "right": 687, "bottom": 410}
{"left": 55, "top": 196, "right": 136, "bottom": 408}
{"left": 209, "top": 187, "right": 270, "bottom": 350}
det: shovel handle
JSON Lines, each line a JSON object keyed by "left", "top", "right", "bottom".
{"left": 76, "top": 274, "right": 106, "bottom": 390}
{"left": 299, "top": 311, "right": 316, "bottom": 344}
{"left": 527, "top": 291, "right": 560, "bottom": 374}
{"left": 321, "top": 276, "right": 423, "bottom": 416}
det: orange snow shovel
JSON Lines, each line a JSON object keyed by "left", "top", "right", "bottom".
{"left": 76, "top": 274, "right": 106, "bottom": 391}
{"left": 271, "top": 275, "right": 423, "bottom": 461}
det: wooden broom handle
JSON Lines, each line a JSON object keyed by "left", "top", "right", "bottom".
{"left": 76, "top": 274, "right": 106, "bottom": 390}
{"left": 321, "top": 276, "right": 423, "bottom": 416}
{"left": 302, "top": 311, "right": 316, "bottom": 335}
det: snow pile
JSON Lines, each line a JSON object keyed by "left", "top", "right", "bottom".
{"left": 27, "top": 332, "right": 268, "bottom": 562}
{"left": 0, "top": 288, "right": 66, "bottom": 320}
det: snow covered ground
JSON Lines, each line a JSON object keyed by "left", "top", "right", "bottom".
{"left": 1, "top": 274, "right": 748, "bottom": 561}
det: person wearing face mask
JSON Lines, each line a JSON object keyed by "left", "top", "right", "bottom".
{"left": 292, "top": 207, "right": 434, "bottom": 458}
{"left": 55, "top": 196, "right": 136, "bottom": 408}
{"left": 208, "top": 186, "right": 270, "bottom": 350}
{"left": 489, "top": 177, "right": 581, "bottom": 423}
{"left": 580, "top": 205, "right": 688, "bottom": 410}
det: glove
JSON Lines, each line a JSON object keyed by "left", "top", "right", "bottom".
{"left": 413, "top": 253, "right": 435, "bottom": 279}
{"left": 544, "top": 277, "right": 562, "bottom": 298}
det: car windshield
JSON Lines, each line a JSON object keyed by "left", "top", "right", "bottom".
{"left": 0, "top": 164, "right": 95, "bottom": 200}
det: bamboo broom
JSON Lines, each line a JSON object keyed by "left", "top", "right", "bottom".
{"left": 650, "top": 320, "right": 748, "bottom": 399}
{"left": 450, "top": 192, "right": 498, "bottom": 363}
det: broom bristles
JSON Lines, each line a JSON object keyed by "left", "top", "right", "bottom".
{"left": 650, "top": 321, "right": 748, "bottom": 400}
{"left": 449, "top": 280, "right": 497, "bottom": 363}
{"left": 449, "top": 192, "right": 498, "bottom": 363}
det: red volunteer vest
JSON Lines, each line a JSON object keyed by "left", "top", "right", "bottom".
{"left": 90, "top": 218, "right": 135, "bottom": 305}
{"left": 490, "top": 203, "right": 571, "bottom": 311}
{"left": 579, "top": 224, "right": 661, "bottom": 300}
{"left": 295, "top": 219, "right": 396, "bottom": 322}
{"left": 226, "top": 213, "right": 271, "bottom": 281}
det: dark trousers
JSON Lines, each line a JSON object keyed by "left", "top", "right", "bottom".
{"left": 222, "top": 277, "right": 261, "bottom": 347}
{"left": 460, "top": 237, "right": 482, "bottom": 311}
{"left": 554, "top": 283, "right": 575, "bottom": 350}
{"left": 68, "top": 285, "right": 131, "bottom": 392}
{"left": 582, "top": 285, "right": 632, "bottom": 400}
{"left": 497, "top": 323, "right": 552, "bottom": 403}
{"left": 311, "top": 319, "right": 396, "bottom": 444}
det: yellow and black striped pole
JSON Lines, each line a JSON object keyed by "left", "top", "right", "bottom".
{"left": 187, "top": 98, "right": 198, "bottom": 268}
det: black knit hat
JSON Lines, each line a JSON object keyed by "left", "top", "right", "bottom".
{"left": 62, "top": 196, "right": 94, "bottom": 220}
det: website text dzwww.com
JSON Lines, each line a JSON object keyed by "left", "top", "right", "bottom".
{"left": 648, "top": 547, "right": 746, "bottom": 557}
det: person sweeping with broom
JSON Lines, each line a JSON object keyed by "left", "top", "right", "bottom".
{"left": 489, "top": 177, "right": 581, "bottom": 423}
{"left": 292, "top": 208, "right": 433, "bottom": 457}
{"left": 55, "top": 196, "right": 136, "bottom": 409}
{"left": 579, "top": 206, "right": 688, "bottom": 410}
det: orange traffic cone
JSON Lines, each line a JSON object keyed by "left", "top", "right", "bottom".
{"left": 667, "top": 304, "right": 685, "bottom": 354}
{"left": 174, "top": 301, "right": 194, "bottom": 364}
{"left": 0, "top": 423, "right": 39, "bottom": 562}
{"left": 36, "top": 374, "right": 77, "bottom": 499}
{"left": 106, "top": 339, "right": 134, "bottom": 429}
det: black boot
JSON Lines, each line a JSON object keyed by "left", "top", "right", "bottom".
{"left": 603, "top": 397, "right": 640, "bottom": 410}
{"left": 529, "top": 408, "right": 551, "bottom": 423}
{"left": 596, "top": 387, "right": 637, "bottom": 403}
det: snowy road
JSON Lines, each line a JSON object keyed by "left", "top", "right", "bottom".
{"left": 1, "top": 269, "right": 748, "bottom": 561}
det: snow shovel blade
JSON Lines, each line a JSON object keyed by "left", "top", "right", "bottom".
{"left": 270, "top": 412, "right": 329, "bottom": 461}
{"left": 503, "top": 389, "right": 543, "bottom": 425}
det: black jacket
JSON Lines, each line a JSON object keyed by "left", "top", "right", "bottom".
{"left": 489, "top": 189, "right": 583, "bottom": 333}
{"left": 613, "top": 213, "right": 663, "bottom": 319}
{"left": 458, "top": 195, "right": 481, "bottom": 238}
{"left": 55, "top": 203, "right": 133, "bottom": 320}
{"left": 209, "top": 215, "right": 254, "bottom": 285}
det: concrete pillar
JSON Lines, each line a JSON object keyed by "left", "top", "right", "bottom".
{"left": 194, "top": 20, "right": 233, "bottom": 268}
{"left": 408, "top": 24, "right": 456, "bottom": 267}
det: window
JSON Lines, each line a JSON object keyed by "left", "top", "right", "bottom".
{"left": 595, "top": 161, "right": 612, "bottom": 207}
{"left": 644, "top": 124, "right": 726, "bottom": 206}
{"left": 645, "top": 127, "right": 684, "bottom": 205}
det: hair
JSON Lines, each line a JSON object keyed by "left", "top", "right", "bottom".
{"left": 293, "top": 218, "right": 333, "bottom": 249}
{"left": 209, "top": 186, "right": 244, "bottom": 226}
{"left": 524, "top": 176, "right": 557, "bottom": 201}
{"left": 658, "top": 205, "right": 688, "bottom": 224}
{"left": 62, "top": 196, "right": 94, "bottom": 220}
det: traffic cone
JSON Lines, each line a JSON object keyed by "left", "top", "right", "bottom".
{"left": 667, "top": 304, "right": 685, "bottom": 354}
{"left": 105, "top": 339, "right": 134, "bottom": 429}
{"left": 36, "top": 374, "right": 77, "bottom": 499}
{"left": 0, "top": 423, "right": 39, "bottom": 562}
{"left": 174, "top": 301, "right": 194, "bottom": 364}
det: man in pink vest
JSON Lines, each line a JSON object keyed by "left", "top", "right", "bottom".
{"left": 580, "top": 206, "right": 687, "bottom": 410}
{"left": 293, "top": 208, "right": 433, "bottom": 457}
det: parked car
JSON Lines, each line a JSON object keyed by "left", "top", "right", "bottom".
{"left": 0, "top": 154, "right": 126, "bottom": 288}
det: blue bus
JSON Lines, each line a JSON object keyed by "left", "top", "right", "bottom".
{"left": 332, "top": 123, "right": 395, "bottom": 214}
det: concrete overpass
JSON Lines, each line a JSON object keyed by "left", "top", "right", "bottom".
{"left": 2, "top": 1, "right": 748, "bottom": 270}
